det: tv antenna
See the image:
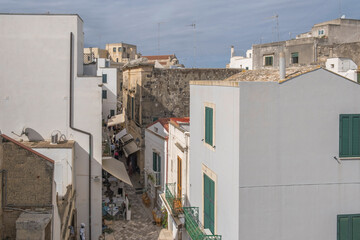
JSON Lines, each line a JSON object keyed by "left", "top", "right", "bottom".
{"left": 157, "top": 22, "right": 166, "bottom": 55}
{"left": 187, "top": 23, "right": 196, "bottom": 68}
{"left": 265, "top": 14, "right": 279, "bottom": 42}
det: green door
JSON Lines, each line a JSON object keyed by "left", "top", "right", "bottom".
{"left": 338, "top": 214, "right": 360, "bottom": 240}
{"left": 204, "top": 174, "right": 215, "bottom": 234}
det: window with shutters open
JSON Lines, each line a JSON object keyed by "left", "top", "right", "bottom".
{"left": 339, "top": 114, "right": 360, "bottom": 157}
{"left": 205, "top": 106, "right": 214, "bottom": 146}
{"left": 152, "top": 152, "right": 161, "bottom": 172}
{"left": 338, "top": 214, "right": 360, "bottom": 240}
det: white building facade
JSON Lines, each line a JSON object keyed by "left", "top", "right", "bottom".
{"left": 189, "top": 68, "right": 360, "bottom": 240}
{"left": 144, "top": 119, "right": 168, "bottom": 208}
{"left": 326, "top": 57, "right": 359, "bottom": 82}
{"left": 0, "top": 14, "right": 102, "bottom": 239}
{"left": 228, "top": 47, "right": 253, "bottom": 70}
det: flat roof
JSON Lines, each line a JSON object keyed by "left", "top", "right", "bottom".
{"left": 21, "top": 140, "right": 75, "bottom": 149}
{"left": 0, "top": 13, "right": 83, "bottom": 22}
{"left": 190, "top": 66, "right": 320, "bottom": 86}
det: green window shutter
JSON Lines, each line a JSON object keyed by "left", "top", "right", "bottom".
{"left": 158, "top": 155, "right": 161, "bottom": 172}
{"left": 204, "top": 174, "right": 215, "bottom": 234}
{"left": 153, "top": 152, "right": 157, "bottom": 171}
{"left": 340, "top": 115, "right": 350, "bottom": 157}
{"left": 205, "top": 107, "right": 213, "bottom": 146}
{"left": 131, "top": 97, "right": 134, "bottom": 119}
{"left": 352, "top": 116, "right": 360, "bottom": 156}
{"left": 338, "top": 216, "right": 350, "bottom": 240}
{"left": 352, "top": 216, "right": 360, "bottom": 239}
{"left": 102, "top": 74, "right": 107, "bottom": 83}
{"left": 340, "top": 115, "right": 360, "bottom": 157}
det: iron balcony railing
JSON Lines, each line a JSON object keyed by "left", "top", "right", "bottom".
{"left": 183, "top": 207, "right": 222, "bottom": 240}
{"left": 165, "top": 183, "right": 183, "bottom": 216}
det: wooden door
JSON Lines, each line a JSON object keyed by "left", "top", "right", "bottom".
{"left": 177, "top": 156, "right": 182, "bottom": 198}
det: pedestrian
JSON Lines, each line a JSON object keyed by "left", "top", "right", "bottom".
{"left": 114, "top": 151, "right": 119, "bottom": 160}
{"left": 80, "top": 223, "right": 85, "bottom": 240}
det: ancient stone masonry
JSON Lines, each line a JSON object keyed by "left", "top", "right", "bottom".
{"left": 0, "top": 135, "right": 54, "bottom": 239}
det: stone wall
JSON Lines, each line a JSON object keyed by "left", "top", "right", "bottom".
{"left": 0, "top": 136, "right": 54, "bottom": 239}
{"left": 139, "top": 68, "right": 243, "bottom": 127}
{"left": 317, "top": 42, "right": 360, "bottom": 66}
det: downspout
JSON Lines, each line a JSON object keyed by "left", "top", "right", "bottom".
{"left": 69, "top": 32, "right": 93, "bottom": 239}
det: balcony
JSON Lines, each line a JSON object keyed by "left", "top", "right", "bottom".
{"left": 183, "top": 207, "right": 222, "bottom": 240}
{"left": 165, "top": 183, "right": 183, "bottom": 216}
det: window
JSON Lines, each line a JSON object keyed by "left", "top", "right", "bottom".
{"left": 318, "top": 29, "right": 325, "bottom": 36}
{"left": 120, "top": 82, "right": 123, "bottom": 91}
{"left": 339, "top": 114, "right": 360, "bottom": 157}
{"left": 337, "top": 214, "right": 360, "bottom": 240}
{"left": 105, "top": 61, "right": 110, "bottom": 67}
{"left": 127, "top": 53, "right": 130, "bottom": 58}
{"left": 118, "top": 47, "right": 122, "bottom": 52}
{"left": 113, "top": 47, "right": 116, "bottom": 52}
{"left": 204, "top": 173, "right": 215, "bottom": 234}
{"left": 123, "top": 47, "right": 126, "bottom": 52}
{"left": 116, "top": 58, "right": 119, "bottom": 63}
{"left": 153, "top": 152, "right": 161, "bottom": 172}
{"left": 131, "top": 97, "right": 134, "bottom": 119}
{"left": 264, "top": 55, "right": 273, "bottom": 66}
{"left": 291, "top": 52, "right": 299, "bottom": 64}
{"left": 87, "top": 56, "right": 90, "bottom": 61}
{"left": 357, "top": 73, "right": 360, "bottom": 84}
{"left": 205, "top": 107, "right": 213, "bottom": 146}
{"left": 110, "top": 110, "right": 115, "bottom": 117}
{"left": 102, "top": 74, "right": 107, "bottom": 83}
{"left": 331, "top": 64, "right": 335, "bottom": 69}
{"left": 102, "top": 90, "right": 107, "bottom": 99}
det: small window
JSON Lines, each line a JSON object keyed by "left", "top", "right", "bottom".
{"left": 337, "top": 214, "right": 360, "bottom": 240}
{"left": 245, "top": 67, "right": 249, "bottom": 70}
{"left": 123, "top": 47, "right": 126, "bottom": 52}
{"left": 127, "top": 53, "right": 130, "bottom": 58}
{"left": 205, "top": 107, "right": 213, "bottom": 146}
{"left": 102, "top": 74, "right": 107, "bottom": 83}
{"left": 331, "top": 64, "right": 335, "bottom": 69}
{"left": 87, "top": 56, "right": 90, "bottom": 61}
{"left": 116, "top": 58, "right": 119, "bottom": 62}
{"left": 264, "top": 56, "right": 273, "bottom": 66}
{"left": 118, "top": 47, "right": 122, "bottom": 52}
{"left": 113, "top": 47, "right": 116, "bottom": 52}
{"left": 110, "top": 110, "right": 115, "bottom": 117}
{"left": 102, "top": 90, "right": 107, "bottom": 99}
{"left": 154, "top": 127, "right": 158, "bottom": 133}
{"left": 120, "top": 82, "right": 123, "bottom": 91}
{"left": 291, "top": 52, "right": 299, "bottom": 64}
{"left": 153, "top": 152, "right": 161, "bottom": 172}
{"left": 318, "top": 29, "right": 325, "bottom": 36}
{"left": 339, "top": 114, "right": 360, "bottom": 157}
{"left": 357, "top": 73, "right": 360, "bottom": 84}
{"left": 105, "top": 61, "right": 110, "bottom": 67}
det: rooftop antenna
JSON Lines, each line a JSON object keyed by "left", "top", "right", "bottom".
{"left": 187, "top": 23, "right": 196, "bottom": 68}
{"left": 157, "top": 22, "right": 165, "bottom": 55}
{"left": 265, "top": 14, "right": 279, "bottom": 42}
{"left": 338, "top": 0, "right": 342, "bottom": 18}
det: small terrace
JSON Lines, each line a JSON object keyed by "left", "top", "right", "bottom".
{"left": 165, "top": 183, "right": 183, "bottom": 216}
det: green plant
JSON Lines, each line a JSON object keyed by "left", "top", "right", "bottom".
{"left": 161, "top": 207, "right": 168, "bottom": 228}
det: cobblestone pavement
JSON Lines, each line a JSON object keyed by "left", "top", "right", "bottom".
{"left": 105, "top": 179, "right": 162, "bottom": 240}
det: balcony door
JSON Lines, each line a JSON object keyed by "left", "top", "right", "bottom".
{"left": 177, "top": 156, "right": 182, "bottom": 198}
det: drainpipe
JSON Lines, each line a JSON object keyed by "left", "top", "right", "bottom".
{"left": 69, "top": 32, "right": 93, "bottom": 239}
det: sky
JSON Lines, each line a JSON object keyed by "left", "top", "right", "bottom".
{"left": 1, "top": 0, "right": 359, "bottom": 68}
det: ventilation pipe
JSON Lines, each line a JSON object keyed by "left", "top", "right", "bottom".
{"left": 279, "top": 52, "right": 286, "bottom": 80}
{"left": 231, "top": 46, "right": 235, "bottom": 58}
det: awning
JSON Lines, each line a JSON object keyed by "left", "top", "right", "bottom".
{"left": 120, "top": 134, "right": 134, "bottom": 145}
{"left": 115, "top": 128, "right": 127, "bottom": 141}
{"left": 107, "top": 114, "right": 125, "bottom": 127}
{"left": 123, "top": 141, "right": 140, "bottom": 158}
{"left": 102, "top": 157, "right": 133, "bottom": 186}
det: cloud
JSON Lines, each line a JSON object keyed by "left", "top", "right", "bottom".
{"left": 1, "top": 0, "right": 359, "bottom": 67}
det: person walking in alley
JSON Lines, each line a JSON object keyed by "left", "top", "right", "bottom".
{"left": 80, "top": 223, "right": 86, "bottom": 240}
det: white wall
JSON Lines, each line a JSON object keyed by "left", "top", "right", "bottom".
{"left": 326, "top": 58, "right": 358, "bottom": 81}
{"left": 97, "top": 66, "right": 118, "bottom": 120}
{"left": 237, "top": 69, "right": 360, "bottom": 240}
{"left": 189, "top": 84, "right": 240, "bottom": 239}
{"left": 35, "top": 148, "right": 73, "bottom": 197}
{"left": 167, "top": 123, "right": 190, "bottom": 204}
{"left": 229, "top": 49, "right": 253, "bottom": 69}
{"left": 0, "top": 14, "right": 102, "bottom": 239}
{"left": 144, "top": 127, "right": 167, "bottom": 193}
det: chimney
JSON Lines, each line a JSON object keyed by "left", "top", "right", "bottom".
{"left": 231, "top": 46, "right": 234, "bottom": 58}
{"left": 279, "top": 52, "right": 286, "bottom": 80}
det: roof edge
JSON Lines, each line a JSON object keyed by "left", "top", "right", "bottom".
{"left": 0, "top": 13, "right": 83, "bottom": 22}
{"left": 1, "top": 134, "right": 55, "bottom": 164}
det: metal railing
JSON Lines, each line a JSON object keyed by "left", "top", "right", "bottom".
{"left": 183, "top": 207, "right": 222, "bottom": 240}
{"left": 165, "top": 183, "right": 183, "bottom": 216}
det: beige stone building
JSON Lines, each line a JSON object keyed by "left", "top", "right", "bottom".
{"left": 142, "top": 54, "right": 182, "bottom": 68}
{"left": 106, "top": 42, "right": 138, "bottom": 63}
{"left": 83, "top": 47, "right": 108, "bottom": 64}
